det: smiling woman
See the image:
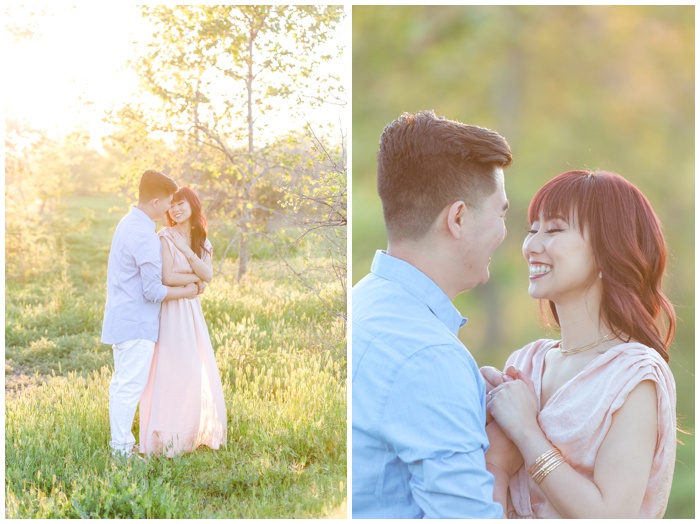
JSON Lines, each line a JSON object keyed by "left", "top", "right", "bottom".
{"left": 482, "top": 170, "right": 677, "bottom": 519}
{"left": 524, "top": 213, "right": 599, "bottom": 305}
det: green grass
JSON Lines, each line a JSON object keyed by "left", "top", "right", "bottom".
{"left": 5, "top": 194, "right": 347, "bottom": 518}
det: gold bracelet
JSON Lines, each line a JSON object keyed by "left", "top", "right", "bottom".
{"left": 187, "top": 252, "right": 198, "bottom": 263}
{"left": 527, "top": 448, "right": 559, "bottom": 476}
{"left": 528, "top": 447, "right": 566, "bottom": 485}
{"left": 532, "top": 455, "right": 565, "bottom": 484}
{"left": 530, "top": 451, "right": 565, "bottom": 485}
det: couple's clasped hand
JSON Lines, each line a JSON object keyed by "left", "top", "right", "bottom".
{"left": 481, "top": 365, "right": 538, "bottom": 434}
{"left": 481, "top": 365, "right": 539, "bottom": 478}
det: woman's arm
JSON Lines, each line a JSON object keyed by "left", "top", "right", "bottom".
{"left": 160, "top": 236, "right": 201, "bottom": 287}
{"left": 166, "top": 230, "right": 213, "bottom": 283}
{"left": 185, "top": 248, "right": 213, "bottom": 283}
{"left": 489, "top": 376, "right": 658, "bottom": 518}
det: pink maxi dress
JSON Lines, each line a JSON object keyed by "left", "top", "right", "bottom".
{"left": 504, "top": 339, "right": 676, "bottom": 519}
{"left": 139, "top": 230, "right": 227, "bottom": 457}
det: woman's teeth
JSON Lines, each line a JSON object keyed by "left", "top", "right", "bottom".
{"left": 529, "top": 265, "right": 551, "bottom": 277}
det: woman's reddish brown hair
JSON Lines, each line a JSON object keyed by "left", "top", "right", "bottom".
{"left": 528, "top": 170, "right": 675, "bottom": 362}
{"left": 166, "top": 186, "right": 211, "bottom": 259}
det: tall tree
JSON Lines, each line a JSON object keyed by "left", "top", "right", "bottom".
{"left": 125, "top": 5, "right": 344, "bottom": 280}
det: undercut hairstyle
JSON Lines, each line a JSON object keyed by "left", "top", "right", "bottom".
{"left": 138, "top": 169, "right": 179, "bottom": 203}
{"left": 166, "top": 186, "right": 211, "bottom": 259}
{"left": 377, "top": 110, "right": 512, "bottom": 241}
{"left": 528, "top": 170, "right": 676, "bottom": 362}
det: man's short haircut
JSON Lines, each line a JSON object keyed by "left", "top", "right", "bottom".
{"left": 138, "top": 169, "right": 179, "bottom": 203}
{"left": 377, "top": 110, "right": 512, "bottom": 242}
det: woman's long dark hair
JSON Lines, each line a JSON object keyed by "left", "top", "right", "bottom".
{"left": 528, "top": 170, "right": 675, "bottom": 362}
{"left": 166, "top": 186, "right": 211, "bottom": 259}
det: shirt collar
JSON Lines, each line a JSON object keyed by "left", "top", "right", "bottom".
{"left": 370, "top": 250, "right": 468, "bottom": 334}
{"left": 131, "top": 205, "right": 157, "bottom": 229}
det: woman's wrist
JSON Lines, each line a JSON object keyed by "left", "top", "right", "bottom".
{"left": 509, "top": 419, "right": 544, "bottom": 449}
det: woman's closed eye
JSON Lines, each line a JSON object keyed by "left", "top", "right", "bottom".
{"left": 525, "top": 227, "right": 564, "bottom": 234}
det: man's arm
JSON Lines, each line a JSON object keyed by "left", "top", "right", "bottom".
{"left": 485, "top": 421, "right": 523, "bottom": 517}
{"left": 163, "top": 282, "right": 199, "bottom": 301}
{"left": 382, "top": 345, "right": 503, "bottom": 519}
{"left": 134, "top": 233, "right": 198, "bottom": 303}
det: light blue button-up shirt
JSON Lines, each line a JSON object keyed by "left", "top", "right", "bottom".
{"left": 101, "top": 206, "right": 168, "bottom": 345}
{"left": 352, "top": 251, "right": 502, "bottom": 519}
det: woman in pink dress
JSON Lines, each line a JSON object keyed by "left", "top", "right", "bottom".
{"left": 482, "top": 170, "right": 676, "bottom": 518}
{"left": 139, "top": 186, "right": 227, "bottom": 457}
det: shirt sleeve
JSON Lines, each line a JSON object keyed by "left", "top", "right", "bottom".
{"left": 381, "top": 345, "right": 503, "bottom": 519}
{"left": 132, "top": 232, "right": 168, "bottom": 303}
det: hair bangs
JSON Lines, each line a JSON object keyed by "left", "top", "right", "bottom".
{"left": 529, "top": 169, "right": 675, "bottom": 361}
{"left": 528, "top": 171, "right": 599, "bottom": 233}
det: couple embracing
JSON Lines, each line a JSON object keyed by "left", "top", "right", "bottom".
{"left": 101, "top": 170, "right": 227, "bottom": 459}
{"left": 352, "top": 111, "right": 676, "bottom": 518}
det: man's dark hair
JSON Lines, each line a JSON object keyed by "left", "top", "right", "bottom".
{"left": 377, "top": 110, "right": 512, "bottom": 241}
{"left": 138, "top": 169, "right": 179, "bottom": 203}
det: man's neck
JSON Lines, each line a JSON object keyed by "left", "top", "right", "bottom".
{"left": 135, "top": 203, "right": 156, "bottom": 221}
{"left": 387, "top": 240, "right": 458, "bottom": 301}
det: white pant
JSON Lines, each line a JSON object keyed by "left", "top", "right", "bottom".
{"left": 108, "top": 338, "right": 155, "bottom": 454}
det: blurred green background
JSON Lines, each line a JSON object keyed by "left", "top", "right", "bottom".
{"left": 352, "top": 6, "right": 694, "bottom": 518}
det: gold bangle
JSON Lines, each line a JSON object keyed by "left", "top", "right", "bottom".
{"left": 527, "top": 448, "right": 559, "bottom": 476}
{"left": 531, "top": 453, "right": 565, "bottom": 485}
{"left": 532, "top": 455, "right": 565, "bottom": 484}
{"left": 529, "top": 447, "right": 566, "bottom": 485}
{"left": 187, "top": 252, "right": 198, "bottom": 263}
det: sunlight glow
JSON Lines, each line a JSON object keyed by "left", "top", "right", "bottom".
{"left": 4, "top": 5, "right": 347, "bottom": 150}
{"left": 4, "top": 4, "right": 146, "bottom": 145}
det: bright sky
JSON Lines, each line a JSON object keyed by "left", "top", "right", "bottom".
{"left": 4, "top": 4, "right": 147, "bottom": 145}
{"left": 4, "top": 4, "right": 347, "bottom": 149}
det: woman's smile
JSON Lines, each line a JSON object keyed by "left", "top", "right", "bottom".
{"left": 528, "top": 263, "right": 552, "bottom": 279}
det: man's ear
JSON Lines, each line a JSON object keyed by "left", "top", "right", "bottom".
{"left": 446, "top": 201, "right": 466, "bottom": 239}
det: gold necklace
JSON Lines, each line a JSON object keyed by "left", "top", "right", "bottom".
{"left": 559, "top": 333, "right": 613, "bottom": 356}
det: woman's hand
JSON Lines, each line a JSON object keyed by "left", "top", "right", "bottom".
{"left": 486, "top": 368, "right": 540, "bottom": 444}
{"left": 166, "top": 229, "right": 192, "bottom": 255}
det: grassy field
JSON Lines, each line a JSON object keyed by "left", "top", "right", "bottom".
{"left": 5, "top": 194, "right": 347, "bottom": 518}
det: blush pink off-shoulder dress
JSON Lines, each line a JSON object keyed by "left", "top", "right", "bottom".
{"left": 139, "top": 230, "right": 227, "bottom": 457}
{"left": 504, "top": 339, "right": 676, "bottom": 519}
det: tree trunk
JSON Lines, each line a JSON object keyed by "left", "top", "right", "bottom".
{"left": 236, "top": 18, "right": 257, "bottom": 281}
{"left": 237, "top": 213, "right": 249, "bottom": 281}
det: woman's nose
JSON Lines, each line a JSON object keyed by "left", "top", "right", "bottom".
{"left": 522, "top": 231, "right": 542, "bottom": 256}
